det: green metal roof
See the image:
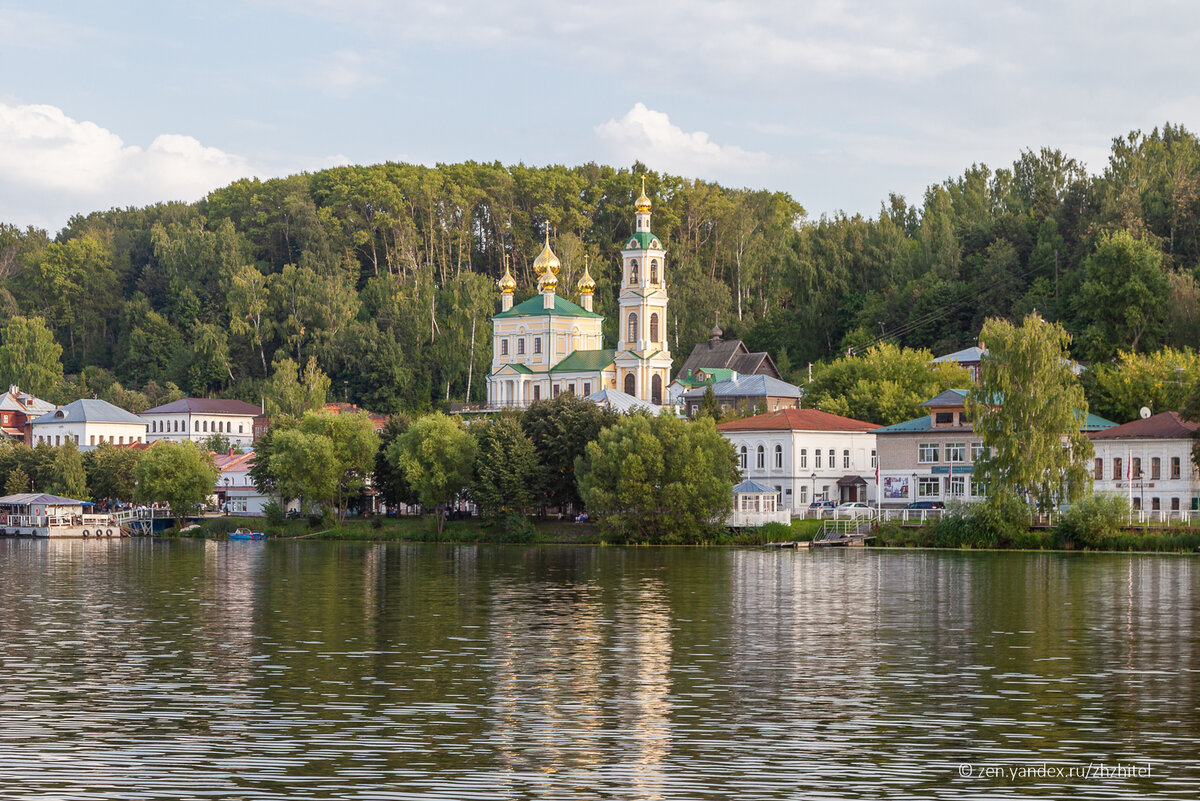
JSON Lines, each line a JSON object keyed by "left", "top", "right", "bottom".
{"left": 494, "top": 294, "right": 603, "bottom": 319}
{"left": 549, "top": 349, "right": 616, "bottom": 373}
{"left": 675, "top": 368, "right": 735, "bottom": 387}
{"left": 622, "top": 231, "right": 663, "bottom": 250}
{"left": 876, "top": 410, "right": 1118, "bottom": 434}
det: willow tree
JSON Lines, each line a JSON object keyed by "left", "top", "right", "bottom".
{"left": 965, "top": 314, "right": 1093, "bottom": 511}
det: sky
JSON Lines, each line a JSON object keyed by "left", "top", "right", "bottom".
{"left": 2, "top": 1, "right": 1198, "bottom": 233}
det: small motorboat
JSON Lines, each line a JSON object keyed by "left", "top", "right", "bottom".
{"left": 228, "top": 527, "right": 266, "bottom": 540}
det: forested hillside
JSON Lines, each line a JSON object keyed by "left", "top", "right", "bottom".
{"left": 1, "top": 124, "right": 1198, "bottom": 413}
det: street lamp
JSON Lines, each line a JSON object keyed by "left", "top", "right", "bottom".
{"left": 810, "top": 472, "right": 816, "bottom": 506}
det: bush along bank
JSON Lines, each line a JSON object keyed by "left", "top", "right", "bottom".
{"left": 873, "top": 495, "right": 1200, "bottom": 553}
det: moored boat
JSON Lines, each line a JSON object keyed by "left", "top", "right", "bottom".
{"left": 228, "top": 527, "right": 266, "bottom": 540}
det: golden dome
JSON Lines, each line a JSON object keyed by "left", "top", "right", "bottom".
{"left": 532, "top": 232, "right": 560, "bottom": 276}
{"left": 635, "top": 175, "right": 652, "bottom": 213}
{"left": 539, "top": 269, "right": 558, "bottom": 292}
{"left": 497, "top": 263, "right": 516, "bottom": 294}
{"left": 577, "top": 258, "right": 595, "bottom": 295}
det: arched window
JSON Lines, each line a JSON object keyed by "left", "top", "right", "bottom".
{"left": 775, "top": 444, "right": 783, "bottom": 469}
{"left": 756, "top": 445, "right": 765, "bottom": 469}
{"left": 651, "top": 374, "right": 662, "bottom": 405}
{"left": 624, "top": 373, "right": 635, "bottom": 395}
{"left": 627, "top": 312, "right": 638, "bottom": 344}
{"left": 650, "top": 259, "right": 659, "bottom": 283}
{"left": 650, "top": 312, "right": 659, "bottom": 343}
{"left": 739, "top": 446, "right": 747, "bottom": 470}
{"left": 629, "top": 259, "right": 639, "bottom": 284}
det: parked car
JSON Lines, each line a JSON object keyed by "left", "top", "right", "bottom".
{"left": 835, "top": 501, "right": 872, "bottom": 518}
{"left": 905, "top": 500, "right": 946, "bottom": 510}
{"left": 808, "top": 500, "right": 838, "bottom": 513}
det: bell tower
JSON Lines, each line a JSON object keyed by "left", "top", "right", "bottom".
{"left": 613, "top": 177, "right": 672, "bottom": 405}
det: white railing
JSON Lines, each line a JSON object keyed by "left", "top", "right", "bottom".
{"left": 1123, "top": 509, "right": 1199, "bottom": 526}
{"left": 727, "top": 509, "right": 791, "bottom": 527}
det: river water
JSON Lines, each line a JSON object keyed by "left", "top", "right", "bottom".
{"left": 1, "top": 539, "right": 1197, "bottom": 800}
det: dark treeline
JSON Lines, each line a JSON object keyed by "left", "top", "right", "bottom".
{"left": 1, "top": 123, "right": 1198, "bottom": 412}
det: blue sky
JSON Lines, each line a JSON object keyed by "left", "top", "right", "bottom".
{"left": 2, "top": 1, "right": 1197, "bottom": 231}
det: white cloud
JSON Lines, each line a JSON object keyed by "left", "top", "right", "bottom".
{"left": 596, "top": 104, "right": 774, "bottom": 179}
{"left": 0, "top": 102, "right": 258, "bottom": 231}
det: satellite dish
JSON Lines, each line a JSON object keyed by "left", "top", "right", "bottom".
{"left": 1140, "top": 407, "right": 1152, "bottom": 419}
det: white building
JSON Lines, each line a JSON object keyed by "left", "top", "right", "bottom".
{"left": 29, "top": 399, "right": 146, "bottom": 450}
{"left": 214, "top": 451, "right": 274, "bottom": 515}
{"left": 141, "top": 398, "right": 261, "bottom": 449}
{"left": 1089, "top": 411, "right": 1200, "bottom": 516}
{"left": 716, "top": 408, "right": 880, "bottom": 510}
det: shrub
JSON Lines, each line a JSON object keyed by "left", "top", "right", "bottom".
{"left": 926, "top": 496, "right": 1030, "bottom": 548}
{"left": 1055, "top": 493, "right": 1130, "bottom": 549}
{"left": 263, "top": 498, "right": 286, "bottom": 528}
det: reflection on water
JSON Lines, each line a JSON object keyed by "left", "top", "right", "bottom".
{"left": 0, "top": 539, "right": 1197, "bottom": 799}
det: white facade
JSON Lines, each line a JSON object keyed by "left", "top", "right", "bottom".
{"left": 143, "top": 413, "right": 255, "bottom": 448}
{"left": 717, "top": 410, "right": 880, "bottom": 510}
{"left": 32, "top": 420, "right": 146, "bottom": 450}
{"left": 1091, "top": 439, "right": 1199, "bottom": 515}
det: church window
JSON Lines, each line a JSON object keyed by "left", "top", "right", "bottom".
{"left": 517, "top": 339, "right": 525, "bottom": 355}
{"left": 534, "top": 337, "right": 541, "bottom": 354}
{"left": 756, "top": 445, "right": 765, "bottom": 469}
{"left": 650, "top": 313, "right": 659, "bottom": 343}
{"left": 651, "top": 374, "right": 662, "bottom": 405}
{"left": 630, "top": 260, "right": 639, "bottom": 284}
{"left": 553, "top": 384, "right": 561, "bottom": 398}
{"left": 501, "top": 340, "right": 509, "bottom": 356}
{"left": 628, "top": 312, "right": 638, "bottom": 344}
{"left": 739, "top": 446, "right": 748, "bottom": 470}
{"left": 533, "top": 386, "right": 541, "bottom": 401}
{"left": 624, "top": 373, "right": 635, "bottom": 395}
{"left": 650, "top": 260, "right": 659, "bottom": 283}
{"left": 583, "top": 382, "right": 591, "bottom": 395}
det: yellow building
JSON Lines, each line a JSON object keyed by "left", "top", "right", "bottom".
{"left": 486, "top": 184, "right": 672, "bottom": 407}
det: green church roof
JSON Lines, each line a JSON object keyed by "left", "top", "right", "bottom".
{"left": 494, "top": 294, "right": 603, "bottom": 319}
{"left": 622, "top": 231, "right": 663, "bottom": 250}
{"left": 549, "top": 349, "right": 617, "bottom": 373}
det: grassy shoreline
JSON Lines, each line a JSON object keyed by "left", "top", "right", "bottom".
{"left": 165, "top": 515, "right": 1200, "bottom": 552}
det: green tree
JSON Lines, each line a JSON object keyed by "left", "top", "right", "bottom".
{"left": 269, "top": 426, "right": 338, "bottom": 519}
{"left": 576, "top": 413, "right": 739, "bottom": 542}
{"left": 134, "top": 441, "right": 219, "bottom": 529}
{"left": 373, "top": 413, "right": 415, "bottom": 509}
{"left": 1076, "top": 231, "right": 1169, "bottom": 360}
{"left": 261, "top": 410, "right": 377, "bottom": 524}
{"left": 471, "top": 415, "right": 539, "bottom": 519}
{"left": 83, "top": 442, "right": 143, "bottom": 502}
{"left": 0, "top": 316, "right": 64, "bottom": 397}
{"left": 48, "top": 441, "right": 88, "bottom": 499}
{"left": 388, "top": 412, "right": 477, "bottom": 535}
{"left": 806, "top": 343, "right": 974, "bottom": 425}
{"left": 521, "top": 394, "right": 616, "bottom": 512}
{"left": 262, "top": 356, "right": 330, "bottom": 418}
{"left": 966, "top": 314, "right": 1093, "bottom": 511}
{"left": 1081, "top": 347, "right": 1200, "bottom": 423}
{"left": 227, "top": 264, "right": 273, "bottom": 376}
{"left": 200, "top": 433, "right": 232, "bottom": 453}
{"left": 4, "top": 465, "right": 29, "bottom": 495}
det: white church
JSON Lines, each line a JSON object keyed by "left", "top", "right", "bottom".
{"left": 486, "top": 182, "right": 673, "bottom": 408}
